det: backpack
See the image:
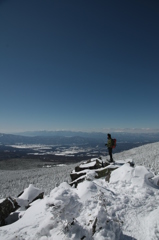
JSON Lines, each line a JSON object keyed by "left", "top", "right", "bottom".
{"left": 111, "top": 139, "right": 116, "bottom": 148}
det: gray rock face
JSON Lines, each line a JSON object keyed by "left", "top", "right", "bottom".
{"left": 75, "top": 159, "right": 105, "bottom": 172}
{"left": 0, "top": 197, "right": 19, "bottom": 226}
{"left": 70, "top": 172, "right": 86, "bottom": 182}
{"left": 0, "top": 185, "right": 44, "bottom": 227}
{"left": 70, "top": 158, "right": 118, "bottom": 187}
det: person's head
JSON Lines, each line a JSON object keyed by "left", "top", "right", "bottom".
{"left": 107, "top": 133, "right": 111, "bottom": 139}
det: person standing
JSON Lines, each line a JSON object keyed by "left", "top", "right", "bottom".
{"left": 105, "top": 133, "right": 114, "bottom": 162}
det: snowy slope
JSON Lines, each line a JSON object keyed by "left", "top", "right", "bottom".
{"left": 113, "top": 142, "right": 159, "bottom": 175}
{"left": 0, "top": 164, "right": 77, "bottom": 199}
{"left": 0, "top": 142, "right": 159, "bottom": 239}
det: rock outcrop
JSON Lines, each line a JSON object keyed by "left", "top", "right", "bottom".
{"left": 70, "top": 158, "right": 118, "bottom": 187}
{"left": 0, "top": 185, "right": 44, "bottom": 227}
{"left": 0, "top": 197, "right": 19, "bottom": 226}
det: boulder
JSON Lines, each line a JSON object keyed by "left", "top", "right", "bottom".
{"left": 99, "top": 167, "right": 118, "bottom": 182}
{"left": 70, "top": 171, "right": 86, "bottom": 182}
{"left": 30, "top": 192, "right": 44, "bottom": 203}
{"left": 70, "top": 166, "right": 118, "bottom": 188}
{"left": 75, "top": 159, "right": 108, "bottom": 172}
{"left": 0, "top": 185, "right": 44, "bottom": 227}
{"left": 17, "top": 184, "right": 44, "bottom": 205}
{"left": 0, "top": 197, "right": 20, "bottom": 226}
{"left": 70, "top": 157, "right": 118, "bottom": 187}
{"left": 70, "top": 175, "right": 86, "bottom": 188}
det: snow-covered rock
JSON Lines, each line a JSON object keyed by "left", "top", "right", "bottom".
{"left": 17, "top": 184, "right": 44, "bottom": 206}
{"left": 0, "top": 142, "right": 159, "bottom": 239}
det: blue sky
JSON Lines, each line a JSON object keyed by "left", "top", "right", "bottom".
{"left": 0, "top": 0, "right": 159, "bottom": 133}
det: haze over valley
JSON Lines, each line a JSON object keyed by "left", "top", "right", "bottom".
{"left": 0, "top": 131, "right": 159, "bottom": 171}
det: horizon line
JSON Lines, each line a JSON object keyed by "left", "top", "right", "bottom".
{"left": 1, "top": 128, "right": 159, "bottom": 134}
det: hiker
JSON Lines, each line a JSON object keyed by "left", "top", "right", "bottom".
{"left": 105, "top": 133, "right": 114, "bottom": 162}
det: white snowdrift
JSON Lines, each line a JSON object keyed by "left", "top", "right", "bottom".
{"left": 16, "top": 184, "right": 43, "bottom": 208}
{"left": 0, "top": 162, "right": 159, "bottom": 239}
{"left": 0, "top": 142, "right": 159, "bottom": 239}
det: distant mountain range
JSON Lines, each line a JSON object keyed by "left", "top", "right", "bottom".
{"left": 0, "top": 131, "right": 159, "bottom": 145}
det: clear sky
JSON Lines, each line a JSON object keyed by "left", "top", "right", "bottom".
{"left": 0, "top": 0, "right": 159, "bottom": 133}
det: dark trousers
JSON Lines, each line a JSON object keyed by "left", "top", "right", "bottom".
{"left": 108, "top": 148, "right": 113, "bottom": 161}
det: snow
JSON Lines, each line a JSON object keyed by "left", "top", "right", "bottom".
{"left": 0, "top": 142, "right": 159, "bottom": 239}
{"left": 9, "top": 144, "right": 53, "bottom": 150}
{"left": 79, "top": 161, "right": 97, "bottom": 168}
{"left": 17, "top": 184, "right": 43, "bottom": 204}
{"left": 0, "top": 164, "right": 76, "bottom": 198}
{"left": 8, "top": 144, "right": 88, "bottom": 157}
{"left": 113, "top": 142, "right": 159, "bottom": 174}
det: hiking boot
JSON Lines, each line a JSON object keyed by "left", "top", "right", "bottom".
{"left": 109, "top": 160, "right": 114, "bottom": 163}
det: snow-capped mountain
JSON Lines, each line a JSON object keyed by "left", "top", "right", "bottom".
{"left": 0, "top": 142, "right": 159, "bottom": 239}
